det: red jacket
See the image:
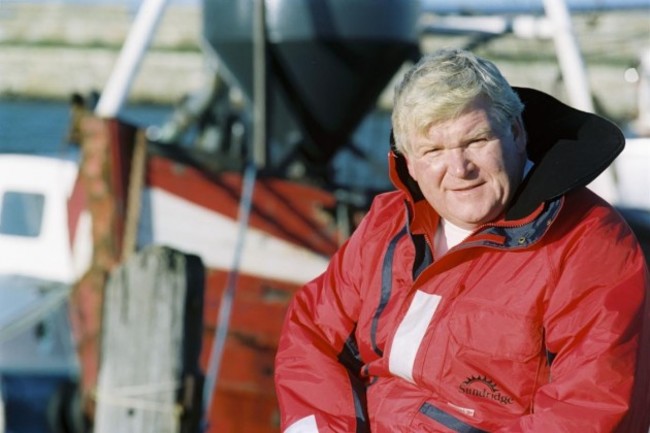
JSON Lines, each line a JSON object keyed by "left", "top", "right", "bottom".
{"left": 274, "top": 88, "right": 650, "bottom": 433}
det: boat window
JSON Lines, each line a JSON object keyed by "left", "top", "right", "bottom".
{"left": 0, "top": 191, "right": 45, "bottom": 237}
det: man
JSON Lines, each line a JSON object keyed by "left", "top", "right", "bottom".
{"left": 274, "top": 48, "right": 650, "bottom": 432}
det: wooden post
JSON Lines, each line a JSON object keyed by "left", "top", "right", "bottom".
{"left": 94, "top": 245, "right": 204, "bottom": 433}
{"left": 69, "top": 116, "right": 131, "bottom": 420}
{"left": 121, "top": 128, "right": 148, "bottom": 261}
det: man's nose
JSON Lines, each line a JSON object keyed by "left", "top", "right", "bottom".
{"left": 447, "top": 148, "right": 474, "bottom": 176}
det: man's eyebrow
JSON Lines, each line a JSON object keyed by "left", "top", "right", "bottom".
{"left": 472, "top": 126, "right": 494, "bottom": 136}
{"left": 463, "top": 127, "right": 493, "bottom": 141}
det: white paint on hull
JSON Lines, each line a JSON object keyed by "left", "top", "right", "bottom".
{"left": 138, "top": 188, "right": 330, "bottom": 285}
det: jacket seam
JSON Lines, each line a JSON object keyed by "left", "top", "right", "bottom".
{"left": 370, "top": 226, "right": 408, "bottom": 357}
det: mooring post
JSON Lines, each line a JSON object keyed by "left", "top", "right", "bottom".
{"left": 94, "top": 246, "right": 204, "bottom": 433}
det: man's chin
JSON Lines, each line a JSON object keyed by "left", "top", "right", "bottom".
{"left": 446, "top": 208, "right": 497, "bottom": 229}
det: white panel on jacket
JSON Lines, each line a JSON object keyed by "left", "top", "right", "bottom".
{"left": 389, "top": 291, "right": 442, "bottom": 383}
{"left": 285, "top": 415, "right": 319, "bottom": 433}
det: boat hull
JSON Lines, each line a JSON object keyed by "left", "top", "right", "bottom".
{"left": 69, "top": 117, "right": 345, "bottom": 432}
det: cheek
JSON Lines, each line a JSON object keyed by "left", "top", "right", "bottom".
{"left": 499, "top": 150, "right": 526, "bottom": 182}
{"left": 412, "top": 160, "right": 445, "bottom": 184}
{"left": 476, "top": 146, "right": 511, "bottom": 176}
{"left": 487, "top": 158, "right": 510, "bottom": 175}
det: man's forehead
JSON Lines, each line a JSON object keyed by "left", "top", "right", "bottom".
{"left": 421, "top": 106, "right": 495, "bottom": 139}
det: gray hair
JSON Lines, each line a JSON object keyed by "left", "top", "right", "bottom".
{"left": 392, "top": 48, "right": 524, "bottom": 154}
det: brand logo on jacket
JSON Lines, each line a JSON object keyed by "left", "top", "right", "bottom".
{"left": 459, "top": 375, "right": 513, "bottom": 405}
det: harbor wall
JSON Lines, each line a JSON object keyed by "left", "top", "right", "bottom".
{"left": 0, "top": 2, "right": 647, "bottom": 123}
{"left": 0, "top": 3, "right": 207, "bottom": 104}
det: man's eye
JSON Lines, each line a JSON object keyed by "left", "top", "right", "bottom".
{"left": 469, "top": 138, "right": 487, "bottom": 147}
{"left": 424, "top": 148, "right": 441, "bottom": 155}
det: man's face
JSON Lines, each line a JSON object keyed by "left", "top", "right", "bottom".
{"left": 404, "top": 96, "right": 527, "bottom": 230}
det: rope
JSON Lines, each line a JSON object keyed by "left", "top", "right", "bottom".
{"left": 201, "top": 161, "right": 257, "bottom": 427}
{"left": 94, "top": 380, "right": 182, "bottom": 416}
{"left": 98, "top": 380, "right": 179, "bottom": 397}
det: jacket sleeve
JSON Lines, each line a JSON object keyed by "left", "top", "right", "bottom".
{"left": 274, "top": 215, "right": 370, "bottom": 433}
{"left": 497, "top": 207, "right": 650, "bottom": 433}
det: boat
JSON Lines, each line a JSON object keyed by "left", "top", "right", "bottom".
{"left": 9, "top": 0, "right": 647, "bottom": 432}
{"left": 0, "top": 152, "right": 91, "bottom": 433}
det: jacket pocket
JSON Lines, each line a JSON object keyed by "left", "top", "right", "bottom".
{"left": 448, "top": 299, "right": 542, "bottom": 363}
{"left": 412, "top": 402, "right": 489, "bottom": 433}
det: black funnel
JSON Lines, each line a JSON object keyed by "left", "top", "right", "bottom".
{"left": 203, "top": 0, "right": 420, "bottom": 172}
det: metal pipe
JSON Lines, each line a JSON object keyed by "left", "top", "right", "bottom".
{"left": 95, "top": 0, "right": 170, "bottom": 118}
{"left": 543, "top": 0, "right": 620, "bottom": 203}
{"left": 202, "top": 0, "right": 266, "bottom": 423}
{"left": 542, "top": 0, "right": 593, "bottom": 112}
{"left": 252, "top": 0, "right": 267, "bottom": 168}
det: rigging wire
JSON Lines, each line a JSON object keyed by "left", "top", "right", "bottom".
{"left": 201, "top": 0, "right": 267, "bottom": 425}
{"left": 200, "top": 160, "right": 257, "bottom": 429}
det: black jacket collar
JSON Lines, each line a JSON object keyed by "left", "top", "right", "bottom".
{"left": 506, "top": 87, "right": 624, "bottom": 219}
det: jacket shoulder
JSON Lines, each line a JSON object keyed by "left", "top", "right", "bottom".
{"left": 548, "top": 187, "right": 645, "bottom": 270}
{"left": 562, "top": 187, "right": 634, "bottom": 234}
{"left": 363, "top": 190, "right": 407, "bottom": 224}
{"left": 350, "top": 190, "right": 408, "bottom": 243}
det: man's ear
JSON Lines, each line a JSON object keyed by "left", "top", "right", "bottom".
{"left": 391, "top": 128, "right": 417, "bottom": 179}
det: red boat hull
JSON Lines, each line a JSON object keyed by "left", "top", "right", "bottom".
{"left": 69, "top": 117, "right": 344, "bottom": 432}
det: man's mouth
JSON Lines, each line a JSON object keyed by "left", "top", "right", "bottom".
{"left": 451, "top": 182, "right": 484, "bottom": 192}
